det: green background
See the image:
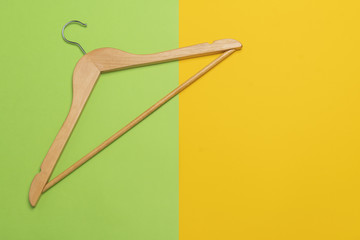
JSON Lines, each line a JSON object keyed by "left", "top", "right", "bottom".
{"left": 0, "top": 0, "right": 179, "bottom": 239}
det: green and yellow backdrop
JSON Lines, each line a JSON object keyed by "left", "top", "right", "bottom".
{"left": 1, "top": 0, "right": 360, "bottom": 239}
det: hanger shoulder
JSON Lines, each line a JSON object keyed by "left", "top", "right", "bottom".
{"left": 88, "top": 39, "right": 242, "bottom": 72}
{"left": 29, "top": 57, "right": 100, "bottom": 207}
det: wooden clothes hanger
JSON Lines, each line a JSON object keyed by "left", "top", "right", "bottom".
{"left": 29, "top": 20, "right": 242, "bottom": 207}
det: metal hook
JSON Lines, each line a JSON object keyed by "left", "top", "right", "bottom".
{"left": 62, "top": 20, "right": 87, "bottom": 55}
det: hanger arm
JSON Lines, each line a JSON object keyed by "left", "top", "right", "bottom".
{"left": 88, "top": 39, "right": 242, "bottom": 72}
{"left": 29, "top": 58, "right": 100, "bottom": 207}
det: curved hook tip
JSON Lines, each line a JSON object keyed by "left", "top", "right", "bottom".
{"left": 62, "top": 20, "right": 87, "bottom": 55}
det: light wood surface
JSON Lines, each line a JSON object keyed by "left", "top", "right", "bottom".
{"left": 29, "top": 39, "right": 242, "bottom": 207}
{"left": 43, "top": 49, "right": 236, "bottom": 192}
{"left": 29, "top": 59, "right": 100, "bottom": 207}
{"left": 89, "top": 39, "right": 241, "bottom": 72}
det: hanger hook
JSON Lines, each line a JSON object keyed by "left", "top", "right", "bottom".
{"left": 62, "top": 20, "right": 87, "bottom": 55}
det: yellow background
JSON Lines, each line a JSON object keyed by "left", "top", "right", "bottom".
{"left": 179, "top": 0, "right": 360, "bottom": 239}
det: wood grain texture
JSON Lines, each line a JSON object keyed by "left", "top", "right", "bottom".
{"left": 89, "top": 39, "right": 241, "bottom": 72}
{"left": 29, "top": 58, "right": 100, "bottom": 207}
{"left": 43, "top": 49, "right": 236, "bottom": 192}
{"left": 29, "top": 39, "right": 242, "bottom": 207}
